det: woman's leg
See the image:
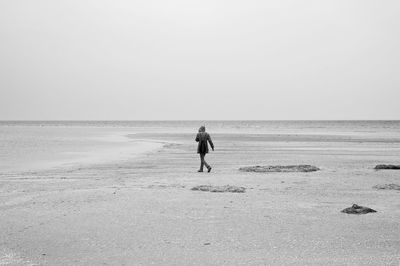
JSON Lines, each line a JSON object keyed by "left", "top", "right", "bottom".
{"left": 199, "top": 153, "right": 205, "bottom": 172}
{"left": 203, "top": 154, "right": 211, "bottom": 171}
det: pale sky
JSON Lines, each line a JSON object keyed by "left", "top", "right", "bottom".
{"left": 0, "top": 0, "right": 399, "bottom": 120}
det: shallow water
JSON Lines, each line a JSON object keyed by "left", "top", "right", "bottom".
{"left": 0, "top": 125, "right": 161, "bottom": 174}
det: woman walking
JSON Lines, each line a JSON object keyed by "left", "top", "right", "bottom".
{"left": 195, "top": 126, "right": 214, "bottom": 172}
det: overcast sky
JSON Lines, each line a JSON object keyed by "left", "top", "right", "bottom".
{"left": 0, "top": 0, "right": 399, "bottom": 120}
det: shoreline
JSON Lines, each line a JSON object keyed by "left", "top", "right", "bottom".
{"left": 0, "top": 133, "right": 166, "bottom": 176}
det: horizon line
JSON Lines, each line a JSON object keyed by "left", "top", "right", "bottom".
{"left": 1, "top": 119, "right": 400, "bottom": 122}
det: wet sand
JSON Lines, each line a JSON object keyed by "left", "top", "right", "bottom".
{"left": 1, "top": 133, "right": 400, "bottom": 265}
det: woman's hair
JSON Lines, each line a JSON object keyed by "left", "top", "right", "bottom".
{"left": 198, "top": 126, "right": 206, "bottom": 132}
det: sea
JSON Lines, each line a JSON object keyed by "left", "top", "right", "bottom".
{"left": 1, "top": 121, "right": 400, "bottom": 174}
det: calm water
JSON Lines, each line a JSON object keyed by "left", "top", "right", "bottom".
{"left": 2, "top": 120, "right": 400, "bottom": 134}
{"left": 1, "top": 121, "right": 400, "bottom": 173}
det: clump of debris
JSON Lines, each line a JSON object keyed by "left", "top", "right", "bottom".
{"left": 191, "top": 185, "right": 246, "bottom": 193}
{"left": 341, "top": 204, "right": 377, "bottom": 214}
{"left": 239, "top": 165, "right": 320, "bottom": 173}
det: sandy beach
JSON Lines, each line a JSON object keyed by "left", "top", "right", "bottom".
{"left": 2, "top": 0, "right": 400, "bottom": 264}
{"left": 1, "top": 122, "right": 400, "bottom": 265}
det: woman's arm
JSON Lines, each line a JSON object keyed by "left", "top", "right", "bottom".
{"left": 207, "top": 134, "right": 214, "bottom": 150}
{"left": 195, "top": 133, "right": 200, "bottom": 142}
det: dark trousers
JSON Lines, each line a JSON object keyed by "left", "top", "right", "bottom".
{"left": 199, "top": 153, "right": 210, "bottom": 171}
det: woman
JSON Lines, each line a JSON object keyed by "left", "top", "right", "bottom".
{"left": 195, "top": 126, "right": 214, "bottom": 172}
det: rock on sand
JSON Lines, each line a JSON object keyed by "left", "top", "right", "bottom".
{"left": 239, "top": 165, "right": 320, "bottom": 173}
{"left": 374, "top": 164, "right": 400, "bottom": 170}
{"left": 341, "top": 204, "right": 377, "bottom": 214}
{"left": 191, "top": 185, "right": 246, "bottom": 193}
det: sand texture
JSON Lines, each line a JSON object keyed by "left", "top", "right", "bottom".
{"left": 1, "top": 132, "right": 400, "bottom": 265}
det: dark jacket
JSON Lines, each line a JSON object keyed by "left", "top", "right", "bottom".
{"left": 195, "top": 132, "right": 214, "bottom": 154}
